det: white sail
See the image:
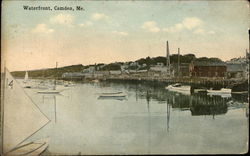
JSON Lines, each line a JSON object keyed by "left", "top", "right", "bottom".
{"left": 3, "top": 68, "right": 50, "bottom": 154}
{"left": 24, "top": 71, "right": 28, "bottom": 82}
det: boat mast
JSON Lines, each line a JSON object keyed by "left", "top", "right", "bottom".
{"left": 177, "top": 48, "right": 180, "bottom": 77}
{"left": 0, "top": 66, "right": 6, "bottom": 155}
{"left": 54, "top": 62, "right": 58, "bottom": 90}
{"left": 166, "top": 41, "right": 171, "bottom": 76}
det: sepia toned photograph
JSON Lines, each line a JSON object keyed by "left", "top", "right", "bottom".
{"left": 1, "top": 0, "right": 249, "bottom": 155}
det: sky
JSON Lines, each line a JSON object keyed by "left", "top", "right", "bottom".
{"left": 2, "top": 0, "right": 249, "bottom": 71}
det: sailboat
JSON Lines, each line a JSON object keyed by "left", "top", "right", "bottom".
{"left": 23, "top": 71, "right": 32, "bottom": 88}
{"left": 23, "top": 71, "right": 28, "bottom": 83}
{"left": 37, "top": 62, "right": 63, "bottom": 94}
{"left": 1, "top": 67, "right": 50, "bottom": 155}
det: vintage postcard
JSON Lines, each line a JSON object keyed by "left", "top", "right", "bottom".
{"left": 1, "top": 0, "right": 249, "bottom": 155}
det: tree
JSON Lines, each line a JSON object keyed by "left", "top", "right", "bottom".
{"left": 181, "top": 54, "right": 196, "bottom": 63}
{"left": 208, "top": 57, "right": 223, "bottom": 62}
{"left": 100, "top": 63, "right": 121, "bottom": 71}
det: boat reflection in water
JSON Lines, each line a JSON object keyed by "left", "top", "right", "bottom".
{"left": 11, "top": 79, "right": 246, "bottom": 155}
{"left": 98, "top": 96, "right": 127, "bottom": 101}
{"left": 42, "top": 95, "right": 58, "bottom": 123}
{"left": 108, "top": 81, "right": 248, "bottom": 118}
{"left": 189, "top": 94, "right": 228, "bottom": 116}
{"left": 98, "top": 91, "right": 127, "bottom": 101}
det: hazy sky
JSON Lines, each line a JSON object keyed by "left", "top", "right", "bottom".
{"left": 2, "top": 0, "right": 249, "bottom": 71}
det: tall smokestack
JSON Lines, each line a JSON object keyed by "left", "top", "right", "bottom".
{"left": 166, "top": 41, "right": 171, "bottom": 76}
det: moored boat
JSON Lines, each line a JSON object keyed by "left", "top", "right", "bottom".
{"left": 207, "top": 88, "right": 231, "bottom": 94}
{"left": 37, "top": 62, "right": 63, "bottom": 94}
{"left": 23, "top": 71, "right": 32, "bottom": 88}
{"left": 99, "top": 92, "right": 126, "bottom": 97}
{"left": 165, "top": 83, "right": 191, "bottom": 95}
{"left": 37, "top": 89, "right": 63, "bottom": 94}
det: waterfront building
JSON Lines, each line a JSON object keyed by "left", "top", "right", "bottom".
{"left": 226, "top": 63, "right": 248, "bottom": 79}
{"left": 172, "top": 63, "right": 190, "bottom": 77}
{"left": 62, "top": 72, "right": 85, "bottom": 78}
{"left": 82, "top": 66, "right": 95, "bottom": 73}
{"left": 110, "top": 70, "right": 122, "bottom": 75}
{"left": 190, "top": 62, "right": 227, "bottom": 77}
{"left": 150, "top": 65, "right": 167, "bottom": 73}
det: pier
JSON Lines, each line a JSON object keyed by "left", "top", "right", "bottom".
{"left": 61, "top": 73, "right": 248, "bottom": 93}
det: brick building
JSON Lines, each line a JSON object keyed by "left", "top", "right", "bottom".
{"left": 190, "top": 62, "right": 227, "bottom": 77}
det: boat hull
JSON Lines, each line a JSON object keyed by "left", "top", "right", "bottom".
{"left": 165, "top": 85, "right": 191, "bottom": 95}
{"left": 99, "top": 92, "right": 126, "bottom": 98}
{"left": 207, "top": 88, "right": 231, "bottom": 94}
{"left": 6, "top": 138, "right": 49, "bottom": 156}
{"left": 37, "top": 90, "right": 62, "bottom": 94}
{"left": 99, "top": 94, "right": 126, "bottom": 98}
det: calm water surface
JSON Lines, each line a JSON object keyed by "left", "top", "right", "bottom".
{"left": 23, "top": 80, "right": 248, "bottom": 155}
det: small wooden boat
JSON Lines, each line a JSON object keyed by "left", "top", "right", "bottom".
{"left": 64, "top": 81, "right": 75, "bottom": 87}
{"left": 207, "top": 88, "right": 231, "bottom": 98}
{"left": 207, "top": 88, "right": 231, "bottom": 94}
{"left": 37, "top": 89, "right": 62, "bottom": 94}
{"left": 92, "top": 79, "right": 99, "bottom": 83}
{"left": 165, "top": 83, "right": 191, "bottom": 95}
{"left": 193, "top": 88, "right": 207, "bottom": 93}
{"left": 24, "top": 85, "right": 32, "bottom": 88}
{"left": 98, "top": 96, "right": 127, "bottom": 101}
{"left": 99, "top": 92, "right": 126, "bottom": 97}
{"left": 231, "top": 91, "right": 248, "bottom": 94}
{"left": 6, "top": 138, "right": 49, "bottom": 156}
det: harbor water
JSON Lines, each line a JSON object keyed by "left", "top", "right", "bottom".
{"left": 21, "top": 80, "right": 248, "bottom": 155}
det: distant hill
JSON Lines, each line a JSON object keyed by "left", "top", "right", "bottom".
{"left": 11, "top": 54, "right": 224, "bottom": 78}
{"left": 11, "top": 64, "right": 84, "bottom": 78}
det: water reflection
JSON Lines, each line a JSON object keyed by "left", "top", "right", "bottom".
{"left": 98, "top": 81, "right": 248, "bottom": 118}
{"left": 146, "top": 91, "right": 151, "bottom": 154}
{"left": 98, "top": 96, "right": 127, "bottom": 101}
{"left": 33, "top": 81, "right": 247, "bottom": 154}
{"left": 189, "top": 94, "right": 228, "bottom": 116}
{"left": 42, "top": 95, "right": 57, "bottom": 123}
{"left": 166, "top": 99, "right": 170, "bottom": 132}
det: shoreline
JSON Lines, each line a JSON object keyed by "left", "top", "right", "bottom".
{"left": 59, "top": 75, "right": 249, "bottom": 92}
{"left": 13, "top": 75, "right": 249, "bottom": 92}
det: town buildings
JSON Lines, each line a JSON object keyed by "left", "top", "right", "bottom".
{"left": 62, "top": 51, "right": 249, "bottom": 80}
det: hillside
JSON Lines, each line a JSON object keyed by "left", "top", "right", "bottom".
{"left": 11, "top": 54, "right": 224, "bottom": 78}
{"left": 11, "top": 64, "right": 84, "bottom": 78}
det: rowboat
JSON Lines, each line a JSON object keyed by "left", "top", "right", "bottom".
{"left": 99, "top": 92, "right": 126, "bottom": 97}
{"left": 207, "top": 88, "right": 231, "bottom": 94}
{"left": 165, "top": 83, "right": 191, "bottom": 95}
{"left": 37, "top": 89, "right": 63, "bottom": 94}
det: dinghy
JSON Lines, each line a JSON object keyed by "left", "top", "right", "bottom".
{"left": 99, "top": 92, "right": 127, "bottom": 98}
{"left": 207, "top": 88, "right": 231, "bottom": 94}
{"left": 165, "top": 83, "right": 191, "bottom": 95}
{"left": 207, "top": 88, "right": 231, "bottom": 98}
{"left": 37, "top": 89, "right": 62, "bottom": 94}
